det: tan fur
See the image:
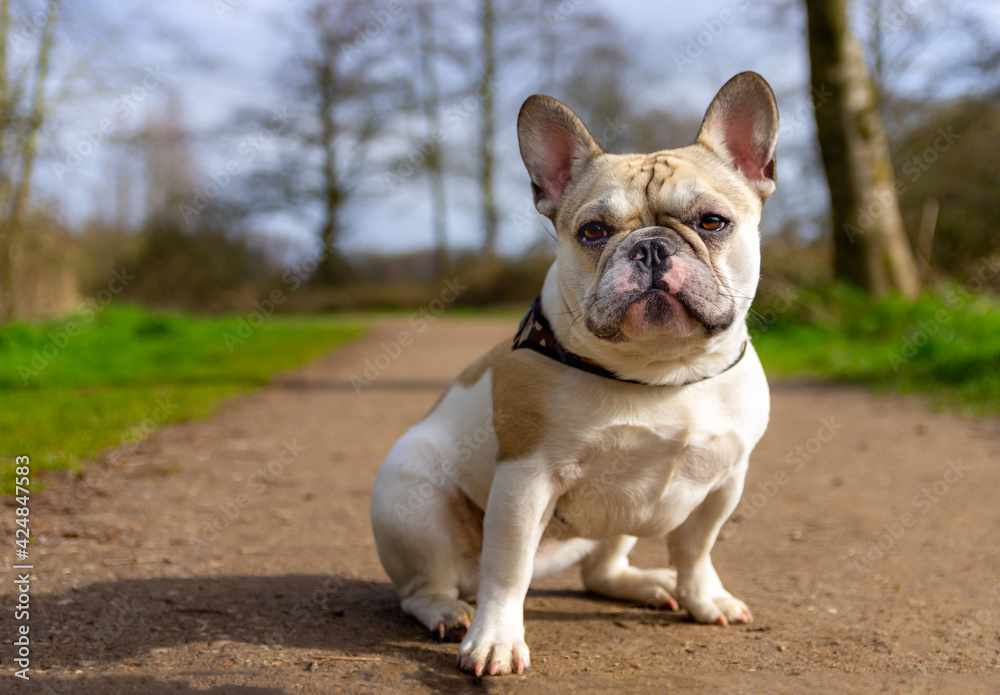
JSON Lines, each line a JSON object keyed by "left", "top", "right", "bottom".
{"left": 490, "top": 349, "right": 560, "bottom": 462}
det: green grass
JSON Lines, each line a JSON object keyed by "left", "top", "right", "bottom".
{"left": 751, "top": 284, "right": 1000, "bottom": 416}
{"left": 0, "top": 305, "right": 365, "bottom": 493}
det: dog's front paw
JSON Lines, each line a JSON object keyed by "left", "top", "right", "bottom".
{"left": 681, "top": 590, "right": 752, "bottom": 625}
{"left": 457, "top": 618, "right": 530, "bottom": 676}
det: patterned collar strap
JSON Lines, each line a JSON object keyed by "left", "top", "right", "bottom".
{"left": 512, "top": 295, "right": 747, "bottom": 387}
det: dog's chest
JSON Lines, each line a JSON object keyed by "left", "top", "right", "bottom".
{"left": 548, "top": 420, "right": 743, "bottom": 540}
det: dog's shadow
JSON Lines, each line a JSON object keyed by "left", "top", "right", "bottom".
{"left": 7, "top": 574, "right": 687, "bottom": 692}
{"left": 4, "top": 575, "right": 453, "bottom": 692}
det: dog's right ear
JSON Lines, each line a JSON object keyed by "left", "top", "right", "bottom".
{"left": 518, "top": 95, "right": 602, "bottom": 219}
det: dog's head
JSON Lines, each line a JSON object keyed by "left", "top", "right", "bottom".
{"left": 517, "top": 72, "right": 778, "bottom": 381}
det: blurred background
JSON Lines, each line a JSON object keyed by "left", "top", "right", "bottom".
{"left": 1, "top": 0, "right": 997, "bottom": 317}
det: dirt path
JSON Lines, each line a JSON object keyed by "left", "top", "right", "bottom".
{"left": 3, "top": 318, "right": 1000, "bottom": 694}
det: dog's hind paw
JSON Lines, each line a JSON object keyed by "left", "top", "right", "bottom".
{"left": 435, "top": 608, "right": 474, "bottom": 642}
{"left": 584, "top": 566, "right": 680, "bottom": 610}
{"left": 432, "top": 600, "right": 475, "bottom": 642}
{"left": 683, "top": 590, "right": 752, "bottom": 625}
{"left": 401, "top": 594, "right": 476, "bottom": 642}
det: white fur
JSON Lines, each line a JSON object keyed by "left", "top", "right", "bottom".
{"left": 371, "top": 74, "right": 778, "bottom": 677}
{"left": 370, "top": 340, "right": 769, "bottom": 675}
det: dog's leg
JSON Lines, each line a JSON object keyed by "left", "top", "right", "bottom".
{"left": 373, "top": 492, "right": 480, "bottom": 641}
{"left": 371, "top": 435, "right": 482, "bottom": 642}
{"left": 457, "top": 458, "right": 555, "bottom": 676}
{"left": 580, "top": 535, "right": 678, "bottom": 609}
{"left": 667, "top": 465, "right": 752, "bottom": 625}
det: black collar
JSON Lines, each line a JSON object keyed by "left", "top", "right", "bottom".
{"left": 512, "top": 296, "right": 747, "bottom": 387}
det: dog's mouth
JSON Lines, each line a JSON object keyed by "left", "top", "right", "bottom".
{"left": 583, "top": 254, "right": 736, "bottom": 341}
{"left": 602, "top": 288, "right": 695, "bottom": 339}
{"left": 634, "top": 288, "right": 687, "bottom": 323}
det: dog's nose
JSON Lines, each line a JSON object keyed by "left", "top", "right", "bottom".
{"left": 628, "top": 237, "right": 676, "bottom": 270}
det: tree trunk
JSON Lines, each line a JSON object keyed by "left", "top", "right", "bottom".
{"left": 478, "top": 0, "right": 499, "bottom": 258}
{"left": 804, "top": 0, "right": 921, "bottom": 298}
{"left": 315, "top": 51, "right": 352, "bottom": 286}
{"left": 416, "top": 2, "right": 450, "bottom": 276}
{"left": 317, "top": 151, "right": 352, "bottom": 285}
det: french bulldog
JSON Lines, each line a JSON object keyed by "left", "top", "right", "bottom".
{"left": 370, "top": 71, "right": 778, "bottom": 677}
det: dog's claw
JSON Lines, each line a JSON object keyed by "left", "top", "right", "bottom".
{"left": 714, "top": 614, "right": 728, "bottom": 625}
{"left": 457, "top": 630, "right": 531, "bottom": 677}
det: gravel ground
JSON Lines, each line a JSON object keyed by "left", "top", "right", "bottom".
{"left": 3, "top": 318, "right": 1000, "bottom": 694}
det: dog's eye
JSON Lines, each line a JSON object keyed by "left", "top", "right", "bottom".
{"left": 698, "top": 214, "right": 729, "bottom": 233}
{"left": 578, "top": 221, "right": 609, "bottom": 243}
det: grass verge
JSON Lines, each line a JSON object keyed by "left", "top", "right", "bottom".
{"left": 751, "top": 284, "right": 1000, "bottom": 416}
{"left": 0, "top": 306, "right": 365, "bottom": 494}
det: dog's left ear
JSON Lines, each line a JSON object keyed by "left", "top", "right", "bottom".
{"left": 518, "top": 95, "right": 603, "bottom": 218}
{"left": 696, "top": 71, "right": 779, "bottom": 199}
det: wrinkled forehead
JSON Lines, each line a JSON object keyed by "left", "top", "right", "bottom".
{"left": 559, "top": 147, "right": 761, "bottom": 231}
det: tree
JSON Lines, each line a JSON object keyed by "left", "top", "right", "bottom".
{"left": 460, "top": 0, "right": 562, "bottom": 257}
{"left": 477, "top": 0, "right": 499, "bottom": 258}
{"left": 144, "top": 90, "right": 190, "bottom": 224}
{"left": 468, "top": 0, "right": 636, "bottom": 256}
{"left": 0, "top": 1, "right": 195, "bottom": 319}
{"left": 541, "top": 9, "right": 632, "bottom": 149}
{"left": 0, "top": 0, "right": 58, "bottom": 319}
{"left": 270, "top": 0, "right": 402, "bottom": 285}
{"left": 862, "top": 0, "right": 998, "bottom": 135}
{"left": 804, "top": 0, "right": 921, "bottom": 298}
{"left": 412, "top": 0, "right": 450, "bottom": 275}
